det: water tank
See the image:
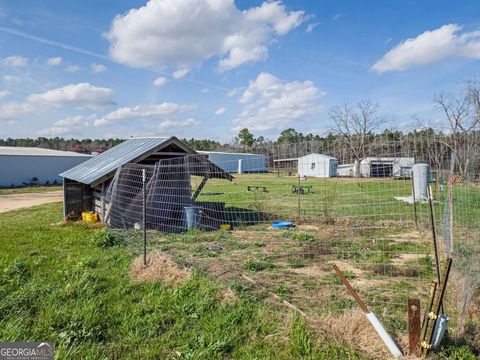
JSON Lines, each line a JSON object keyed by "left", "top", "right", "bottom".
{"left": 412, "top": 163, "right": 429, "bottom": 200}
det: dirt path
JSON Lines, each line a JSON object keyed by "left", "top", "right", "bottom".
{"left": 0, "top": 191, "right": 63, "bottom": 213}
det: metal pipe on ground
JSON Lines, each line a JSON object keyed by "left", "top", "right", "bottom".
{"left": 333, "top": 264, "right": 403, "bottom": 358}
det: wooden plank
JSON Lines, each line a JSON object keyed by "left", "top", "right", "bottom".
{"left": 408, "top": 299, "right": 421, "bottom": 355}
{"left": 191, "top": 175, "right": 209, "bottom": 201}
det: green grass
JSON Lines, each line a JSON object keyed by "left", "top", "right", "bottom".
{"left": 0, "top": 202, "right": 366, "bottom": 359}
{"left": 0, "top": 185, "right": 62, "bottom": 195}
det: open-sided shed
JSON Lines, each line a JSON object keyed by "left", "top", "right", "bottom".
{"left": 60, "top": 137, "right": 233, "bottom": 222}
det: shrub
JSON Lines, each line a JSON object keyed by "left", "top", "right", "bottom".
{"left": 244, "top": 260, "right": 275, "bottom": 272}
{"left": 91, "top": 228, "right": 124, "bottom": 248}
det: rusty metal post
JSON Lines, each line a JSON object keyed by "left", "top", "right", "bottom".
{"left": 408, "top": 299, "right": 421, "bottom": 355}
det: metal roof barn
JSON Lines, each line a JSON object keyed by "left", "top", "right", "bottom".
{"left": 60, "top": 137, "right": 233, "bottom": 225}
{"left": 0, "top": 146, "right": 91, "bottom": 187}
{"left": 360, "top": 157, "right": 414, "bottom": 178}
{"left": 337, "top": 157, "right": 415, "bottom": 178}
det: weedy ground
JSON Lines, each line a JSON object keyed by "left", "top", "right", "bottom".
{"left": 0, "top": 202, "right": 368, "bottom": 359}
{"left": 0, "top": 176, "right": 478, "bottom": 359}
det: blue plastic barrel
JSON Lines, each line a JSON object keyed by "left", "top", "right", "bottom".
{"left": 184, "top": 206, "right": 200, "bottom": 229}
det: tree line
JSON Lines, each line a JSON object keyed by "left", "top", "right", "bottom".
{"left": 2, "top": 79, "right": 479, "bottom": 177}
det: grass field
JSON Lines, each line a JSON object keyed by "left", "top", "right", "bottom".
{"left": 0, "top": 171, "right": 478, "bottom": 359}
{"left": 0, "top": 202, "right": 370, "bottom": 359}
{"left": 0, "top": 185, "right": 62, "bottom": 196}
{"left": 194, "top": 173, "right": 480, "bottom": 228}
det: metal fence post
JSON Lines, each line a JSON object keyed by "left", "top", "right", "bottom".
{"left": 143, "top": 169, "right": 147, "bottom": 267}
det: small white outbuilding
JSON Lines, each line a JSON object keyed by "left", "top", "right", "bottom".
{"left": 297, "top": 153, "right": 337, "bottom": 178}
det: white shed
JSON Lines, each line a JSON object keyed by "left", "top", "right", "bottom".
{"left": 297, "top": 153, "right": 337, "bottom": 178}
{"left": 198, "top": 151, "right": 266, "bottom": 173}
{"left": 0, "top": 147, "right": 92, "bottom": 187}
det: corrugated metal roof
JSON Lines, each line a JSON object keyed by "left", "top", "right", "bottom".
{"left": 198, "top": 150, "right": 265, "bottom": 157}
{"left": 60, "top": 137, "right": 170, "bottom": 185}
{"left": 0, "top": 146, "right": 92, "bottom": 157}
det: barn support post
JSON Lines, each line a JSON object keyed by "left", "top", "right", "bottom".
{"left": 63, "top": 178, "right": 67, "bottom": 219}
{"left": 101, "top": 182, "right": 105, "bottom": 223}
{"left": 142, "top": 169, "right": 147, "bottom": 267}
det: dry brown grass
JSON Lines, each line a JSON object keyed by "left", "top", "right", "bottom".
{"left": 130, "top": 250, "right": 191, "bottom": 285}
{"left": 320, "top": 309, "right": 411, "bottom": 360}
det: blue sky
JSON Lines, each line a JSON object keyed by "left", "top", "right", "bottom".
{"left": 0, "top": 0, "right": 479, "bottom": 142}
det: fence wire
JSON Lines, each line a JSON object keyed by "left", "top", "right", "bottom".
{"left": 104, "top": 136, "right": 480, "bottom": 345}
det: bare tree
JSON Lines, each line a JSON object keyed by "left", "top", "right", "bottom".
{"left": 435, "top": 79, "right": 480, "bottom": 178}
{"left": 330, "top": 100, "right": 384, "bottom": 176}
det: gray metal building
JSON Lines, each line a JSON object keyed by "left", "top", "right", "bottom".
{"left": 198, "top": 151, "right": 266, "bottom": 173}
{"left": 337, "top": 157, "right": 415, "bottom": 178}
{"left": 0, "top": 146, "right": 91, "bottom": 187}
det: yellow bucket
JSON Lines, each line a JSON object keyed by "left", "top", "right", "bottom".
{"left": 220, "top": 224, "right": 231, "bottom": 231}
{"left": 82, "top": 211, "right": 99, "bottom": 223}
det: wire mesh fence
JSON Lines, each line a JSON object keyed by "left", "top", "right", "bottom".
{"left": 104, "top": 134, "right": 480, "bottom": 351}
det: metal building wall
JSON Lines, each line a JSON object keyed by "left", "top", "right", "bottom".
{"left": 0, "top": 155, "right": 91, "bottom": 187}
{"left": 204, "top": 152, "right": 266, "bottom": 173}
{"left": 298, "top": 154, "right": 337, "bottom": 178}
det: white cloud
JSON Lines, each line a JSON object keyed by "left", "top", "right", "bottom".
{"left": 27, "top": 83, "right": 115, "bottom": 109}
{"left": 65, "top": 65, "right": 81, "bottom": 72}
{"left": 91, "top": 63, "right": 108, "bottom": 73}
{"left": 332, "top": 13, "right": 342, "bottom": 21}
{"left": 215, "top": 107, "right": 227, "bottom": 115}
{"left": 233, "top": 72, "right": 324, "bottom": 131}
{"left": 105, "top": 0, "right": 306, "bottom": 71}
{"left": 4, "top": 55, "right": 28, "bottom": 67}
{"left": 227, "top": 87, "right": 242, "bottom": 97}
{"left": 3, "top": 75, "right": 21, "bottom": 84}
{"left": 36, "top": 126, "right": 72, "bottom": 136}
{"left": 158, "top": 118, "right": 199, "bottom": 130}
{"left": 0, "top": 102, "right": 33, "bottom": 120}
{"left": 3, "top": 75, "right": 22, "bottom": 84}
{"left": 54, "top": 115, "right": 85, "bottom": 126}
{"left": 306, "top": 23, "right": 319, "bottom": 33}
{"left": 47, "top": 57, "right": 62, "bottom": 66}
{"left": 153, "top": 76, "right": 167, "bottom": 87}
{"left": 172, "top": 68, "right": 190, "bottom": 79}
{"left": 37, "top": 115, "right": 90, "bottom": 136}
{"left": 94, "top": 102, "right": 193, "bottom": 126}
{"left": 372, "top": 24, "right": 480, "bottom": 73}
{"left": 0, "top": 90, "right": 11, "bottom": 98}
{"left": 0, "top": 83, "right": 114, "bottom": 120}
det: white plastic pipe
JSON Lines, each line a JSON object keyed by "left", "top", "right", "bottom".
{"left": 366, "top": 312, "right": 403, "bottom": 358}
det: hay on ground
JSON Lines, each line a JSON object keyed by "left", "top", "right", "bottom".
{"left": 130, "top": 250, "right": 190, "bottom": 285}
{"left": 320, "top": 309, "right": 410, "bottom": 360}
